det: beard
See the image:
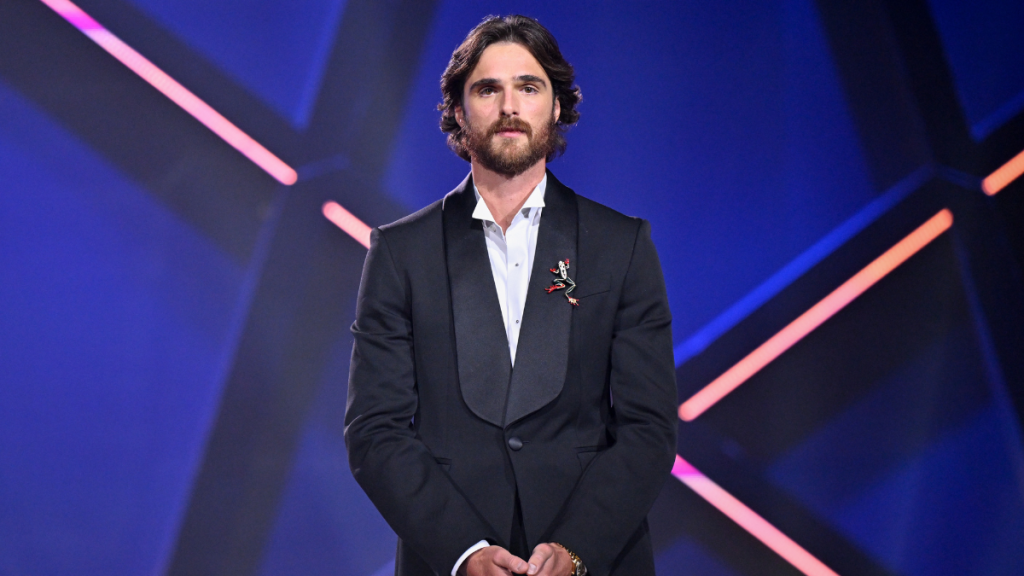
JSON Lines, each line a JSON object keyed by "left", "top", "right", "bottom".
{"left": 463, "top": 115, "right": 558, "bottom": 177}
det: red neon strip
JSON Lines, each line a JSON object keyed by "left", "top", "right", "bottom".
{"left": 672, "top": 455, "right": 841, "bottom": 576}
{"left": 323, "top": 201, "right": 372, "bottom": 248}
{"left": 982, "top": 149, "right": 1024, "bottom": 196}
{"left": 679, "top": 208, "right": 953, "bottom": 421}
{"left": 39, "top": 0, "right": 298, "bottom": 186}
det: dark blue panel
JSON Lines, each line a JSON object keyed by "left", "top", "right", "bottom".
{"left": 383, "top": 0, "right": 876, "bottom": 346}
{"left": 125, "top": 0, "right": 348, "bottom": 128}
{"left": 0, "top": 80, "right": 244, "bottom": 575}
{"left": 835, "top": 404, "right": 1024, "bottom": 576}
{"left": 655, "top": 535, "right": 743, "bottom": 576}
{"left": 257, "top": 335, "right": 396, "bottom": 576}
{"left": 927, "top": 0, "right": 1024, "bottom": 139}
{"left": 768, "top": 321, "right": 1024, "bottom": 575}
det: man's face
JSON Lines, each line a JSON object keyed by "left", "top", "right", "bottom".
{"left": 456, "top": 42, "right": 561, "bottom": 177}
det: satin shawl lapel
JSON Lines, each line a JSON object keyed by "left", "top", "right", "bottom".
{"left": 504, "top": 173, "right": 578, "bottom": 426}
{"left": 443, "top": 177, "right": 512, "bottom": 427}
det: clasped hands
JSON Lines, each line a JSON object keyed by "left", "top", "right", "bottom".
{"left": 458, "top": 543, "right": 573, "bottom": 576}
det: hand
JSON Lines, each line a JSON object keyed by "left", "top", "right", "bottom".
{"left": 459, "top": 545, "right": 530, "bottom": 576}
{"left": 525, "top": 543, "right": 573, "bottom": 576}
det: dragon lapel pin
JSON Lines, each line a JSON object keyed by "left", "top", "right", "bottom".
{"left": 545, "top": 259, "right": 579, "bottom": 306}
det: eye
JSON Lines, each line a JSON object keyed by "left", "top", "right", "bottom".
{"left": 522, "top": 85, "right": 539, "bottom": 94}
{"left": 478, "top": 86, "right": 495, "bottom": 96}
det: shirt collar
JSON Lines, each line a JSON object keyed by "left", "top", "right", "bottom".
{"left": 472, "top": 173, "right": 547, "bottom": 223}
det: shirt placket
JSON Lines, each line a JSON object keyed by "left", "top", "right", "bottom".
{"left": 506, "top": 211, "right": 530, "bottom": 365}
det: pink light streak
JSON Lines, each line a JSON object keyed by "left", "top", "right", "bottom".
{"left": 39, "top": 0, "right": 298, "bottom": 185}
{"left": 982, "top": 148, "right": 1024, "bottom": 196}
{"left": 672, "top": 455, "right": 841, "bottom": 576}
{"left": 679, "top": 209, "right": 954, "bottom": 421}
{"left": 323, "top": 201, "right": 372, "bottom": 248}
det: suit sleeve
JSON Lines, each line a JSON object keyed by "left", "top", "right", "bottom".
{"left": 344, "top": 228, "right": 501, "bottom": 574}
{"left": 547, "top": 220, "right": 678, "bottom": 575}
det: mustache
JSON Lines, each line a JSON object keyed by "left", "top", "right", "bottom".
{"left": 487, "top": 117, "right": 533, "bottom": 138}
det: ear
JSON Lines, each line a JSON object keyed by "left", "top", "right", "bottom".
{"left": 553, "top": 97, "right": 561, "bottom": 123}
{"left": 455, "top": 105, "right": 465, "bottom": 127}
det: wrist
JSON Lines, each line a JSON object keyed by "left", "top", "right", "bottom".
{"left": 453, "top": 540, "right": 490, "bottom": 576}
{"left": 551, "top": 543, "right": 586, "bottom": 576}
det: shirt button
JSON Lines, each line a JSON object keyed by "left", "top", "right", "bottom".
{"left": 508, "top": 437, "right": 523, "bottom": 450}
{"left": 515, "top": 320, "right": 519, "bottom": 324}
{"left": 515, "top": 263, "right": 519, "bottom": 267}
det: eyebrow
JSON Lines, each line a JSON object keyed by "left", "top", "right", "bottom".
{"left": 468, "top": 75, "right": 548, "bottom": 92}
{"left": 515, "top": 74, "right": 548, "bottom": 87}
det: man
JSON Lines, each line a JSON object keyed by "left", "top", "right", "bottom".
{"left": 345, "top": 15, "right": 677, "bottom": 576}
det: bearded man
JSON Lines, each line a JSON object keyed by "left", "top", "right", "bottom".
{"left": 345, "top": 15, "right": 677, "bottom": 576}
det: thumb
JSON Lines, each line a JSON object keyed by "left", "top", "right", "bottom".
{"left": 494, "top": 548, "right": 529, "bottom": 574}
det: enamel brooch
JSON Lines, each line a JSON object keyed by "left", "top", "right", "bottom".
{"left": 545, "top": 259, "right": 579, "bottom": 306}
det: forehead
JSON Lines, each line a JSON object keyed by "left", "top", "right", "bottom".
{"left": 466, "top": 42, "right": 550, "bottom": 85}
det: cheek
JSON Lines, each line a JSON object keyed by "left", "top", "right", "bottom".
{"left": 475, "top": 102, "right": 499, "bottom": 119}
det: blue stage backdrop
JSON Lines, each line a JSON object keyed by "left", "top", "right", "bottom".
{"left": 1, "top": 1, "right": 1023, "bottom": 575}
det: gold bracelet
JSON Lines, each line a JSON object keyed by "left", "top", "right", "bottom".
{"left": 552, "top": 542, "right": 586, "bottom": 576}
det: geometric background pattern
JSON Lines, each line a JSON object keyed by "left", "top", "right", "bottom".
{"left": 2, "top": 0, "right": 1023, "bottom": 575}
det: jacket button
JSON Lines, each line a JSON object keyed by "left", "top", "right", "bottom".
{"left": 507, "top": 437, "right": 523, "bottom": 451}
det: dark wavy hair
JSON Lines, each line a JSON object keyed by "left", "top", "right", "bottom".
{"left": 438, "top": 15, "right": 582, "bottom": 162}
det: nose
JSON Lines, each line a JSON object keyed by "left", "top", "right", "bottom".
{"left": 500, "top": 88, "right": 519, "bottom": 117}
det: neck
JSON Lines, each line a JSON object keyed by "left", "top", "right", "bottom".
{"left": 472, "top": 160, "right": 546, "bottom": 232}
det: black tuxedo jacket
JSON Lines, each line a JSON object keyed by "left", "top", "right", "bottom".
{"left": 345, "top": 172, "right": 677, "bottom": 576}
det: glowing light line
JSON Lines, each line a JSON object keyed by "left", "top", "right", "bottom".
{"left": 323, "top": 201, "right": 372, "bottom": 248}
{"left": 672, "top": 455, "right": 841, "bottom": 576}
{"left": 39, "top": 0, "right": 297, "bottom": 185}
{"left": 673, "top": 166, "right": 930, "bottom": 367}
{"left": 679, "top": 209, "right": 954, "bottom": 421}
{"left": 982, "top": 149, "right": 1024, "bottom": 196}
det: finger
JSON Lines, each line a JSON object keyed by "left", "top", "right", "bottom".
{"left": 526, "top": 543, "right": 554, "bottom": 575}
{"left": 493, "top": 548, "right": 529, "bottom": 574}
{"left": 535, "top": 545, "right": 571, "bottom": 576}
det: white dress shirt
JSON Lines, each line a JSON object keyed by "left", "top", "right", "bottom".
{"left": 471, "top": 174, "right": 546, "bottom": 366}
{"left": 450, "top": 174, "right": 546, "bottom": 575}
